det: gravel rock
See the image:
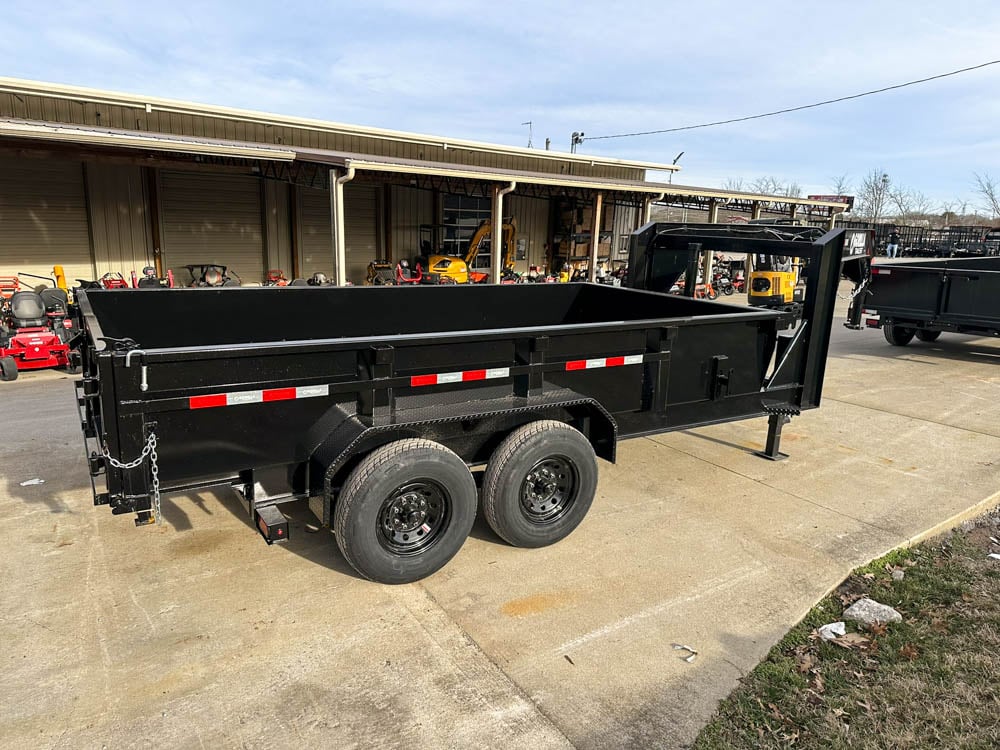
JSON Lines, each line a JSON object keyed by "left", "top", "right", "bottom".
{"left": 891, "top": 569, "right": 905, "bottom": 581}
{"left": 843, "top": 597, "right": 902, "bottom": 625}
{"left": 959, "top": 519, "right": 977, "bottom": 533}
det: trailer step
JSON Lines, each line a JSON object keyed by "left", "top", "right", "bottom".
{"left": 255, "top": 504, "right": 289, "bottom": 545}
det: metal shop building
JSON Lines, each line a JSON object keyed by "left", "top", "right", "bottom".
{"left": 0, "top": 78, "right": 849, "bottom": 286}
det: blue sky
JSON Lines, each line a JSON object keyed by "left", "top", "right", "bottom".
{"left": 2, "top": 1, "right": 999, "bottom": 209}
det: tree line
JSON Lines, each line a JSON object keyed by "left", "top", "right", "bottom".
{"left": 724, "top": 170, "right": 1000, "bottom": 228}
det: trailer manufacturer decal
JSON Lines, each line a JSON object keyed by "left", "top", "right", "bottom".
{"left": 565, "top": 354, "right": 644, "bottom": 371}
{"left": 409, "top": 367, "right": 510, "bottom": 387}
{"left": 189, "top": 384, "right": 330, "bottom": 409}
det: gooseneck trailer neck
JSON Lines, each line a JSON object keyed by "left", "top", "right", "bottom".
{"left": 74, "top": 223, "right": 855, "bottom": 583}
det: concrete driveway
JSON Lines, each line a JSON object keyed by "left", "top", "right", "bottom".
{"left": 2, "top": 309, "right": 998, "bottom": 749}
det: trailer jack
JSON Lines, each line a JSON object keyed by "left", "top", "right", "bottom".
{"left": 755, "top": 403, "right": 801, "bottom": 461}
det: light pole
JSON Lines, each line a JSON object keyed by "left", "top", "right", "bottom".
{"left": 570, "top": 132, "right": 585, "bottom": 153}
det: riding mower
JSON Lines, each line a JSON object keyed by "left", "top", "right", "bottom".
{"left": 132, "top": 266, "right": 175, "bottom": 288}
{"left": 183, "top": 264, "right": 242, "bottom": 287}
{"left": 0, "top": 273, "right": 81, "bottom": 381}
{"left": 263, "top": 269, "right": 289, "bottom": 286}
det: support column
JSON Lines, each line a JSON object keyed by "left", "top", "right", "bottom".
{"left": 789, "top": 203, "right": 798, "bottom": 222}
{"left": 826, "top": 212, "right": 840, "bottom": 231}
{"left": 750, "top": 201, "right": 762, "bottom": 221}
{"left": 642, "top": 192, "right": 665, "bottom": 226}
{"left": 329, "top": 166, "right": 355, "bottom": 286}
{"left": 491, "top": 181, "right": 516, "bottom": 284}
{"left": 588, "top": 191, "right": 604, "bottom": 282}
{"left": 707, "top": 198, "right": 720, "bottom": 224}
{"left": 704, "top": 198, "right": 719, "bottom": 287}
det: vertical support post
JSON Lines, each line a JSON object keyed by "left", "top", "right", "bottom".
{"left": 684, "top": 242, "right": 701, "bottom": 297}
{"left": 588, "top": 191, "right": 604, "bottom": 282}
{"left": 750, "top": 201, "right": 762, "bottom": 221}
{"left": 707, "top": 198, "right": 719, "bottom": 224}
{"left": 789, "top": 203, "right": 798, "bottom": 222}
{"left": 330, "top": 166, "right": 355, "bottom": 286}
{"left": 826, "top": 211, "right": 839, "bottom": 231}
{"left": 491, "top": 181, "right": 517, "bottom": 284}
{"left": 703, "top": 198, "right": 718, "bottom": 287}
{"left": 643, "top": 192, "right": 665, "bottom": 225}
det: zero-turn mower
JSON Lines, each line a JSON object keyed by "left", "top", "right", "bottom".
{"left": 0, "top": 274, "right": 81, "bottom": 381}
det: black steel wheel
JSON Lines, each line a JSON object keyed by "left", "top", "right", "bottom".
{"left": 333, "top": 439, "right": 476, "bottom": 584}
{"left": 0, "top": 356, "right": 17, "bottom": 382}
{"left": 883, "top": 323, "right": 915, "bottom": 346}
{"left": 915, "top": 329, "right": 941, "bottom": 342}
{"left": 722, "top": 285, "right": 734, "bottom": 296}
{"left": 483, "top": 420, "right": 598, "bottom": 548}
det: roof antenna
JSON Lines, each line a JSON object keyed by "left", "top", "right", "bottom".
{"left": 521, "top": 121, "right": 533, "bottom": 148}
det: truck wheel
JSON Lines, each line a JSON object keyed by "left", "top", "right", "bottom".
{"left": 333, "top": 439, "right": 477, "bottom": 584}
{"left": 483, "top": 420, "right": 598, "bottom": 548}
{"left": 915, "top": 330, "right": 941, "bottom": 342}
{"left": 0, "top": 356, "right": 17, "bottom": 381}
{"left": 883, "top": 324, "right": 915, "bottom": 346}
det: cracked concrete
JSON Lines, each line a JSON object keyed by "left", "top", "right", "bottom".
{"left": 1, "top": 298, "right": 998, "bottom": 749}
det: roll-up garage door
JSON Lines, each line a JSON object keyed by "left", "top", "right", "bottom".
{"left": 298, "top": 184, "right": 378, "bottom": 284}
{"left": 0, "top": 156, "right": 93, "bottom": 284}
{"left": 160, "top": 171, "right": 264, "bottom": 284}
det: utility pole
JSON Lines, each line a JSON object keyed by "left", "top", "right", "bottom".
{"left": 570, "top": 132, "right": 585, "bottom": 153}
{"left": 521, "top": 121, "right": 533, "bottom": 148}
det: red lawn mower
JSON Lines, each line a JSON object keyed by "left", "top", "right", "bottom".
{"left": 0, "top": 274, "right": 81, "bottom": 381}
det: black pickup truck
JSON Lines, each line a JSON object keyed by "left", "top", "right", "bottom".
{"left": 74, "top": 224, "right": 854, "bottom": 583}
{"left": 846, "top": 255, "right": 1000, "bottom": 345}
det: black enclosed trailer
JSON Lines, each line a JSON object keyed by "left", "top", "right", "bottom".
{"left": 846, "top": 255, "right": 1000, "bottom": 345}
{"left": 75, "top": 224, "right": 854, "bottom": 583}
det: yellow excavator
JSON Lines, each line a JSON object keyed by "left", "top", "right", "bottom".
{"left": 423, "top": 219, "right": 517, "bottom": 284}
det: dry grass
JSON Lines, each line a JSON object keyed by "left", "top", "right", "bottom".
{"left": 693, "top": 512, "right": 1000, "bottom": 750}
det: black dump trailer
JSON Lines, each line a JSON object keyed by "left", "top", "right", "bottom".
{"left": 846, "top": 255, "right": 1000, "bottom": 345}
{"left": 75, "top": 224, "right": 854, "bottom": 583}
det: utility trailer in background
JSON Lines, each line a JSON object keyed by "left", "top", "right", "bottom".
{"left": 846, "top": 256, "right": 1000, "bottom": 345}
{"left": 74, "top": 224, "right": 856, "bottom": 583}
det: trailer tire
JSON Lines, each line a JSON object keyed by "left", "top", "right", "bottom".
{"left": 883, "top": 324, "right": 915, "bottom": 346}
{"left": 333, "top": 439, "right": 477, "bottom": 584}
{"left": 483, "top": 420, "right": 598, "bottom": 548}
{"left": 915, "top": 329, "right": 941, "bottom": 342}
{"left": 0, "top": 356, "right": 17, "bottom": 381}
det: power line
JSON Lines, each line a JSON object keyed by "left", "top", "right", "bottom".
{"left": 584, "top": 59, "right": 1000, "bottom": 141}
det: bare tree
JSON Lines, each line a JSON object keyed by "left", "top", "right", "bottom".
{"left": 747, "top": 176, "right": 801, "bottom": 197}
{"left": 830, "top": 173, "right": 852, "bottom": 196}
{"left": 973, "top": 173, "right": 1000, "bottom": 218}
{"left": 723, "top": 177, "right": 745, "bottom": 192}
{"left": 856, "top": 169, "right": 893, "bottom": 223}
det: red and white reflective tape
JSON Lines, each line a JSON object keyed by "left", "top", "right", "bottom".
{"left": 872, "top": 268, "right": 891, "bottom": 275}
{"left": 565, "top": 354, "right": 643, "bottom": 371}
{"left": 189, "top": 384, "right": 329, "bottom": 410}
{"left": 409, "top": 367, "right": 510, "bottom": 388}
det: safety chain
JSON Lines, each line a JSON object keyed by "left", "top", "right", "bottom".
{"left": 102, "top": 432, "right": 161, "bottom": 525}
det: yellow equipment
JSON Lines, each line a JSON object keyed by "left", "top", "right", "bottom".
{"left": 424, "top": 219, "right": 516, "bottom": 284}
{"left": 53, "top": 265, "right": 68, "bottom": 292}
{"left": 747, "top": 253, "right": 803, "bottom": 312}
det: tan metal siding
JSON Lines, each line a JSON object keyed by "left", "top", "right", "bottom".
{"left": 297, "top": 184, "right": 378, "bottom": 285}
{"left": 0, "top": 93, "right": 647, "bottom": 180}
{"left": 611, "top": 203, "right": 640, "bottom": 260}
{"left": 0, "top": 155, "right": 93, "bottom": 282}
{"left": 506, "top": 194, "right": 550, "bottom": 272}
{"left": 389, "top": 185, "right": 433, "bottom": 261}
{"left": 86, "top": 163, "right": 153, "bottom": 276}
{"left": 262, "top": 180, "right": 292, "bottom": 276}
{"left": 159, "top": 171, "right": 264, "bottom": 284}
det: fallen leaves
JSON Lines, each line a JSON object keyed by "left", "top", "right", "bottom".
{"left": 899, "top": 643, "right": 920, "bottom": 661}
{"left": 832, "top": 632, "right": 872, "bottom": 650}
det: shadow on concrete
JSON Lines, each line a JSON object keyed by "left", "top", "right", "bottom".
{"left": 830, "top": 335, "right": 1000, "bottom": 365}
{"left": 162, "top": 486, "right": 362, "bottom": 579}
{"left": 678, "top": 430, "right": 759, "bottom": 455}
